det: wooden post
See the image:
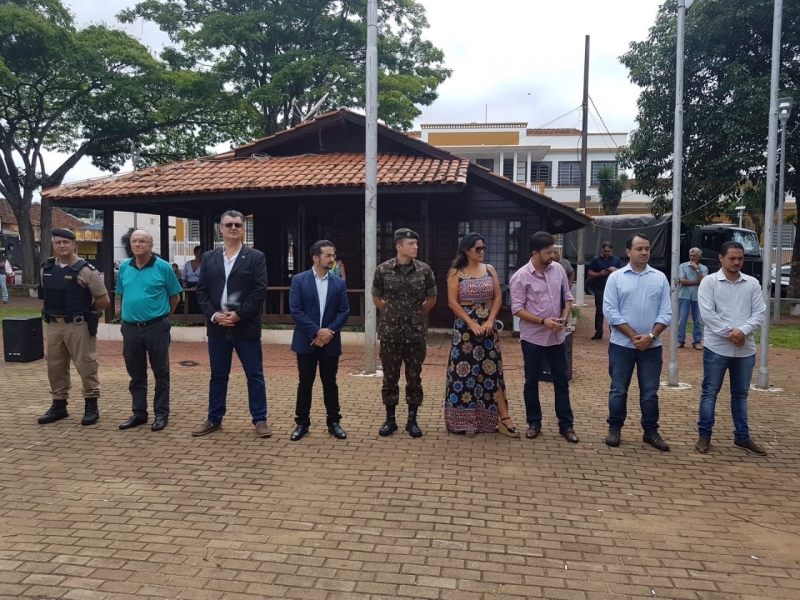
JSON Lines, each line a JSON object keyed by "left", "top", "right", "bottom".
{"left": 102, "top": 209, "right": 115, "bottom": 323}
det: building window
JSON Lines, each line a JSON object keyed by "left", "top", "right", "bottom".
{"left": 475, "top": 158, "right": 494, "bottom": 171}
{"left": 502, "top": 158, "right": 515, "bottom": 180}
{"left": 530, "top": 162, "right": 552, "bottom": 186}
{"left": 245, "top": 217, "right": 254, "bottom": 245}
{"left": 558, "top": 161, "right": 582, "bottom": 187}
{"left": 188, "top": 219, "right": 200, "bottom": 241}
{"left": 457, "top": 221, "right": 471, "bottom": 244}
{"left": 591, "top": 161, "right": 618, "bottom": 186}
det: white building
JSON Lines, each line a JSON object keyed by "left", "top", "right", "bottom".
{"left": 414, "top": 122, "right": 652, "bottom": 214}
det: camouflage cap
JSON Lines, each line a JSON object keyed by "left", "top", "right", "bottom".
{"left": 393, "top": 227, "right": 419, "bottom": 241}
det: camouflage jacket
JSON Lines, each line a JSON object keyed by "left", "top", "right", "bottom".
{"left": 372, "top": 258, "right": 437, "bottom": 342}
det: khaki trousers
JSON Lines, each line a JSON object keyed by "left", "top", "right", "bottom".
{"left": 46, "top": 321, "right": 100, "bottom": 401}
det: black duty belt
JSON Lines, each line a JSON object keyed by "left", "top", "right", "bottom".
{"left": 43, "top": 314, "right": 84, "bottom": 324}
{"left": 122, "top": 315, "right": 169, "bottom": 328}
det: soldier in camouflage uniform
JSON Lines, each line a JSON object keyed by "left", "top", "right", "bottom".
{"left": 372, "top": 228, "right": 437, "bottom": 437}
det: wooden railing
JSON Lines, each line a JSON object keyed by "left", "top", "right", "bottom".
{"left": 172, "top": 287, "right": 367, "bottom": 326}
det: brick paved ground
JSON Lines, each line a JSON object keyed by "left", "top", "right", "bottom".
{"left": 1, "top": 300, "right": 799, "bottom": 600}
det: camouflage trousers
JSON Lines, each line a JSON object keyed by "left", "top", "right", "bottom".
{"left": 379, "top": 341, "right": 427, "bottom": 406}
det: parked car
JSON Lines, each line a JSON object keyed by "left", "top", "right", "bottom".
{"left": 771, "top": 263, "right": 790, "bottom": 298}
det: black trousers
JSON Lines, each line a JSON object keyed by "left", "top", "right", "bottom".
{"left": 593, "top": 287, "right": 606, "bottom": 336}
{"left": 295, "top": 348, "right": 341, "bottom": 427}
{"left": 122, "top": 318, "right": 171, "bottom": 419}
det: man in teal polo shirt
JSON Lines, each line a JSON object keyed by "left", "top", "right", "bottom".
{"left": 116, "top": 230, "right": 182, "bottom": 432}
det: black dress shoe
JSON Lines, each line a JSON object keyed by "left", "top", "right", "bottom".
{"left": 151, "top": 416, "right": 169, "bottom": 432}
{"left": 119, "top": 415, "right": 148, "bottom": 430}
{"left": 591, "top": 333, "right": 603, "bottom": 340}
{"left": 560, "top": 429, "right": 580, "bottom": 443}
{"left": 328, "top": 422, "right": 347, "bottom": 439}
{"left": 290, "top": 424, "right": 309, "bottom": 441}
{"left": 643, "top": 432, "right": 670, "bottom": 452}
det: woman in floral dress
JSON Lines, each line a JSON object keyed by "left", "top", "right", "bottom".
{"left": 444, "top": 233, "right": 519, "bottom": 437}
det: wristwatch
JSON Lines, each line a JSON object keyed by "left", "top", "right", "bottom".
{"left": 648, "top": 333, "right": 657, "bottom": 342}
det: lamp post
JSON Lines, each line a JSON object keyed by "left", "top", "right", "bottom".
{"left": 773, "top": 97, "right": 793, "bottom": 323}
{"left": 667, "top": 0, "right": 692, "bottom": 387}
{"left": 757, "top": 0, "right": 784, "bottom": 390}
{"left": 364, "top": 0, "right": 378, "bottom": 373}
{"left": 735, "top": 205, "right": 746, "bottom": 229}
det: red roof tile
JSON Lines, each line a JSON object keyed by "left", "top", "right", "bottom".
{"left": 41, "top": 153, "right": 469, "bottom": 200}
{"left": 0, "top": 199, "right": 86, "bottom": 229}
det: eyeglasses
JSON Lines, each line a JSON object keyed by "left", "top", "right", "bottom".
{"left": 222, "top": 222, "right": 243, "bottom": 229}
{"left": 472, "top": 246, "right": 487, "bottom": 253}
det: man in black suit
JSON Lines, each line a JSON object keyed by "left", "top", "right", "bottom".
{"left": 288, "top": 240, "right": 351, "bottom": 441}
{"left": 193, "top": 210, "right": 271, "bottom": 438}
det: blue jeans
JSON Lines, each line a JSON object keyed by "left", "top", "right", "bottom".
{"left": 207, "top": 333, "right": 267, "bottom": 425}
{"left": 607, "top": 343, "right": 662, "bottom": 435}
{"left": 698, "top": 349, "right": 755, "bottom": 443}
{"left": 521, "top": 340, "right": 574, "bottom": 432}
{"left": 677, "top": 298, "right": 703, "bottom": 345}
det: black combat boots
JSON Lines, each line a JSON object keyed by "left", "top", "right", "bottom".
{"left": 379, "top": 405, "right": 398, "bottom": 436}
{"left": 82, "top": 398, "right": 99, "bottom": 426}
{"left": 38, "top": 400, "right": 69, "bottom": 424}
{"left": 405, "top": 405, "right": 423, "bottom": 438}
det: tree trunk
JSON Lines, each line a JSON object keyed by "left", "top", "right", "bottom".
{"left": 39, "top": 198, "right": 53, "bottom": 273}
{"left": 788, "top": 221, "right": 800, "bottom": 299}
{"left": 14, "top": 211, "right": 38, "bottom": 285}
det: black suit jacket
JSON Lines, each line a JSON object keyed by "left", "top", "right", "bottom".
{"left": 196, "top": 246, "right": 268, "bottom": 340}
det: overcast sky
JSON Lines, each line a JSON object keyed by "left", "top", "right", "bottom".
{"left": 55, "top": 0, "right": 665, "bottom": 184}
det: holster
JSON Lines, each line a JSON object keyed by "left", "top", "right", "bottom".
{"left": 85, "top": 311, "right": 101, "bottom": 337}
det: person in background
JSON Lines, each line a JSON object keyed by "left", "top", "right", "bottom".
{"left": 445, "top": 232, "right": 517, "bottom": 438}
{"left": 117, "top": 230, "right": 182, "bottom": 432}
{"left": 0, "top": 249, "right": 8, "bottom": 304}
{"left": 602, "top": 233, "right": 672, "bottom": 452}
{"left": 677, "top": 247, "right": 708, "bottom": 350}
{"left": 588, "top": 242, "right": 622, "bottom": 340}
{"left": 510, "top": 232, "right": 578, "bottom": 443}
{"left": 330, "top": 257, "right": 346, "bottom": 281}
{"left": 695, "top": 241, "right": 767, "bottom": 456}
{"left": 182, "top": 246, "right": 204, "bottom": 313}
{"left": 553, "top": 248, "right": 575, "bottom": 288}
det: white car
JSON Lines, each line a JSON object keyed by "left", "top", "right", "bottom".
{"left": 771, "top": 263, "right": 790, "bottom": 298}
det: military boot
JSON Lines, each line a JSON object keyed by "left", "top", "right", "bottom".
{"left": 405, "top": 405, "right": 423, "bottom": 438}
{"left": 378, "top": 405, "right": 398, "bottom": 437}
{"left": 82, "top": 398, "right": 99, "bottom": 426}
{"left": 38, "top": 400, "right": 69, "bottom": 425}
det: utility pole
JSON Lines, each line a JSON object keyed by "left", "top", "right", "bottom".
{"left": 757, "top": 0, "right": 784, "bottom": 390}
{"left": 667, "top": 0, "right": 689, "bottom": 387}
{"left": 364, "top": 0, "right": 378, "bottom": 373}
{"left": 773, "top": 97, "right": 793, "bottom": 323}
{"left": 575, "top": 35, "right": 590, "bottom": 307}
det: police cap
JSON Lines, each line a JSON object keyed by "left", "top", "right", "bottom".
{"left": 393, "top": 228, "right": 419, "bottom": 241}
{"left": 51, "top": 228, "right": 76, "bottom": 240}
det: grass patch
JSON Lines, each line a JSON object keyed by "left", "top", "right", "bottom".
{"left": 755, "top": 324, "right": 800, "bottom": 349}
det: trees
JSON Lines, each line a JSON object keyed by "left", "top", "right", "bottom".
{"left": 119, "top": 0, "right": 452, "bottom": 138}
{"left": 0, "top": 0, "right": 236, "bottom": 283}
{"left": 619, "top": 0, "right": 799, "bottom": 227}
{"left": 597, "top": 166, "right": 628, "bottom": 215}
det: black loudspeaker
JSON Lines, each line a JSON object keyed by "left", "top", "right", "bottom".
{"left": 3, "top": 317, "right": 44, "bottom": 362}
{"left": 540, "top": 331, "right": 574, "bottom": 382}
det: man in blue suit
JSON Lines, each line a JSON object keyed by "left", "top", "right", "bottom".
{"left": 289, "top": 240, "right": 351, "bottom": 441}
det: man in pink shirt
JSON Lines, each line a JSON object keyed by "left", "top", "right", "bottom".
{"left": 509, "top": 232, "right": 579, "bottom": 443}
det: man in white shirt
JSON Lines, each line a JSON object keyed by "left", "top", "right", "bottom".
{"left": 696, "top": 241, "right": 766, "bottom": 455}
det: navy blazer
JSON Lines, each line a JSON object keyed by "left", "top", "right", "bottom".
{"left": 196, "top": 246, "right": 268, "bottom": 341}
{"left": 289, "top": 268, "right": 350, "bottom": 356}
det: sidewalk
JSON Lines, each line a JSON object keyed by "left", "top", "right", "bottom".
{"left": 0, "top": 300, "right": 798, "bottom": 600}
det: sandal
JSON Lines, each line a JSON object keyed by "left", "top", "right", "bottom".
{"left": 465, "top": 430, "right": 476, "bottom": 438}
{"left": 499, "top": 417, "right": 520, "bottom": 439}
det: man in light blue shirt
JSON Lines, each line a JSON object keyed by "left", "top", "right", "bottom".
{"left": 602, "top": 233, "right": 672, "bottom": 451}
{"left": 695, "top": 241, "right": 766, "bottom": 456}
{"left": 677, "top": 247, "right": 709, "bottom": 349}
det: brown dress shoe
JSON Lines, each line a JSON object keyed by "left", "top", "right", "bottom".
{"left": 525, "top": 426, "right": 541, "bottom": 439}
{"left": 192, "top": 420, "right": 221, "bottom": 437}
{"left": 695, "top": 436, "right": 710, "bottom": 453}
{"left": 560, "top": 429, "right": 580, "bottom": 443}
{"left": 255, "top": 421, "right": 272, "bottom": 438}
{"left": 643, "top": 432, "right": 670, "bottom": 452}
{"left": 734, "top": 439, "right": 767, "bottom": 456}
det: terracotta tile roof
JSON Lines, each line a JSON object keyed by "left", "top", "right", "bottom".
{"left": 406, "top": 131, "right": 421, "bottom": 138}
{"left": 41, "top": 153, "right": 469, "bottom": 200}
{"left": 527, "top": 128, "right": 582, "bottom": 135}
{"left": 0, "top": 199, "right": 85, "bottom": 229}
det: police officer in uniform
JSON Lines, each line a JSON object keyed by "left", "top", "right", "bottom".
{"left": 38, "top": 229, "right": 110, "bottom": 425}
{"left": 372, "top": 228, "right": 437, "bottom": 437}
